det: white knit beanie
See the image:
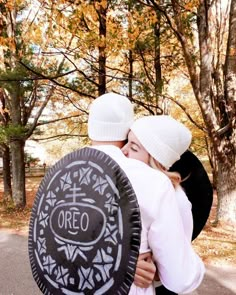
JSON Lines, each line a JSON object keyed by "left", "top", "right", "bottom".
{"left": 130, "top": 115, "right": 192, "bottom": 169}
{"left": 88, "top": 93, "right": 134, "bottom": 141}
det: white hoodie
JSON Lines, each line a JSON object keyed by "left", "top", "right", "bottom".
{"left": 90, "top": 146, "right": 205, "bottom": 295}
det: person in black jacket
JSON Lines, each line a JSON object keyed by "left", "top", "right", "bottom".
{"left": 156, "top": 150, "right": 213, "bottom": 294}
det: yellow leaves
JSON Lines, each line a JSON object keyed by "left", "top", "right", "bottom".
{"left": 55, "top": 10, "right": 65, "bottom": 27}
{"left": 94, "top": 0, "right": 108, "bottom": 11}
{"left": 20, "top": 17, "right": 44, "bottom": 45}
{"left": 146, "top": 7, "right": 158, "bottom": 24}
{"left": 99, "top": 0, "right": 108, "bottom": 10}
{"left": 129, "top": 7, "right": 158, "bottom": 28}
{"left": 229, "top": 47, "right": 236, "bottom": 56}
{"left": 31, "top": 27, "right": 43, "bottom": 44}
{"left": 127, "top": 26, "right": 140, "bottom": 44}
{"left": 0, "top": 37, "right": 8, "bottom": 47}
{"left": 98, "top": 35, "right": 106, "bottom": 48}
{"left": 4, "top": 1, "right": 14, "bottom": 10}
{"left": 2, "top": 0, "right": 25, "bottom": 11}
{"left": 0, "top": 36, "right": 15, "bottom": 51}
{"left": 16, "top": 0, "right": 24, "bottom": 5}
{"left": 184, "top": 0, "right": 200, "bottom": 11}
{"left": 124, "top": 6, "right": 160, "bottom": 50}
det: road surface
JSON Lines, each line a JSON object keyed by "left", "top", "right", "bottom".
{"left": 0, "top": 230, "right": 235, "bottom": 295}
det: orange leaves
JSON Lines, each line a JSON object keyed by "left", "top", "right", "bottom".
{"left": 0, "top": 37, "right": 8, "bottom": 47}
{"left": 4, "top": 1, "right": 14, "bottom": 10}
{"left": 184, "top": 0, "right": 200, "bottom": 11}
{"left": 94, "top": 0, "right": 108, "bottom": 11}
{"left": 29, "top": 26, "right": 43, "bottom": 44}
{"left": 0, "top": 36, "right": 15, "bottom": 51}
{"left": 229, "top": 47, "right": 236, "bottom": 56}
{"left": 92, "top": 0, "right": 108, "bottom": 13}
{"left": 1, "top": 0, "right": 24, "bottom": 11}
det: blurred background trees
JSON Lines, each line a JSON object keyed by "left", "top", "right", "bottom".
{"left": 0, "top": 0, "right": 235, "bottom": 227}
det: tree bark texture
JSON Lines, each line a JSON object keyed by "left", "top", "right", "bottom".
{"left": 217, "top": 160, "right": 236, "bottom": 225}
{"left": 2, "top": 144, "right": 12, "bottom": 199}
{"left": 169, "top": 0, "right": 236, "bottom": 224}
{"left": 10, "top": 139, "right": 26, "bottom": 207}
{"left": 128, "top": 49, "right": 133, "bottom": 99}
{"left": 97, "top": 0, "right": 107, "bottom": 96}
{"left": 153, "top": 17, "right": 162, "bottom": 113}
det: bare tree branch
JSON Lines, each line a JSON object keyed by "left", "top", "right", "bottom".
{"left": 33, "top": 133, "right": 87, "bottom": 142}
{"left": 36, "top": 113, "right": 87, "bottom": 126}
{"left": 17, "top": 61, "right": 95, "bottom": 98}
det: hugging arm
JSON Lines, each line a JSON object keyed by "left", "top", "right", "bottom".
{"left": 134, "top": 252, "right": 157, "bottom": 288}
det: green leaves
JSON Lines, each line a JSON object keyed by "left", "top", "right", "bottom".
{"left": 0, "top": 124, "right": 28, "bottom": 143}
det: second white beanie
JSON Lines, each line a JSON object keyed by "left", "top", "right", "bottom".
{"left": 88, "top": 93, "right": 134, "bottom": 141}
{"left": 130, "top": 115, "right": 192, "bottom": 169}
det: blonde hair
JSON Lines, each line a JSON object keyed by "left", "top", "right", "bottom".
{"left": 149, "top": 156, "right": 181, "bottom": 188}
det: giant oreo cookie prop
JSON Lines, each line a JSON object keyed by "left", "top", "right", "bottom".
{"left": 28, "top": 147, "right": 141, "bottom": 295}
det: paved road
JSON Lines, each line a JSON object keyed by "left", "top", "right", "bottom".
{"left": 0, "top": 230, "right": 235, "bottom": 295}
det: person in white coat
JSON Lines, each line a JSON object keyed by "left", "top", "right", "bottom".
{"left": 122, "top": 115, "right": 194, "bottom": 243}
{"left": 122, "top": 115, "right": 195, "bottom": 294}
{"left": 87, "top": 92, "right": 205, "bottom": 294}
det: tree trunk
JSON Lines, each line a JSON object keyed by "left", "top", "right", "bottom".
{"left": 98, "top": 0, "right": 107, "bottom": 96}
{"left": 10, "top": 139, "right": 26, "bottom": 207}
{"left": 217, "top": 0, "right": 236, "bottom": 226}
{"left": 217, "top": 158, "right": 236, "bottom": 226}
{"left": 2, "top": 144, "right": 12, "bottom": 200}
{"left": 128, "top": 49, "right": 133, "bottom": 99}
{"left": 153, "top": 17, "right": 162, "bottom": 113}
